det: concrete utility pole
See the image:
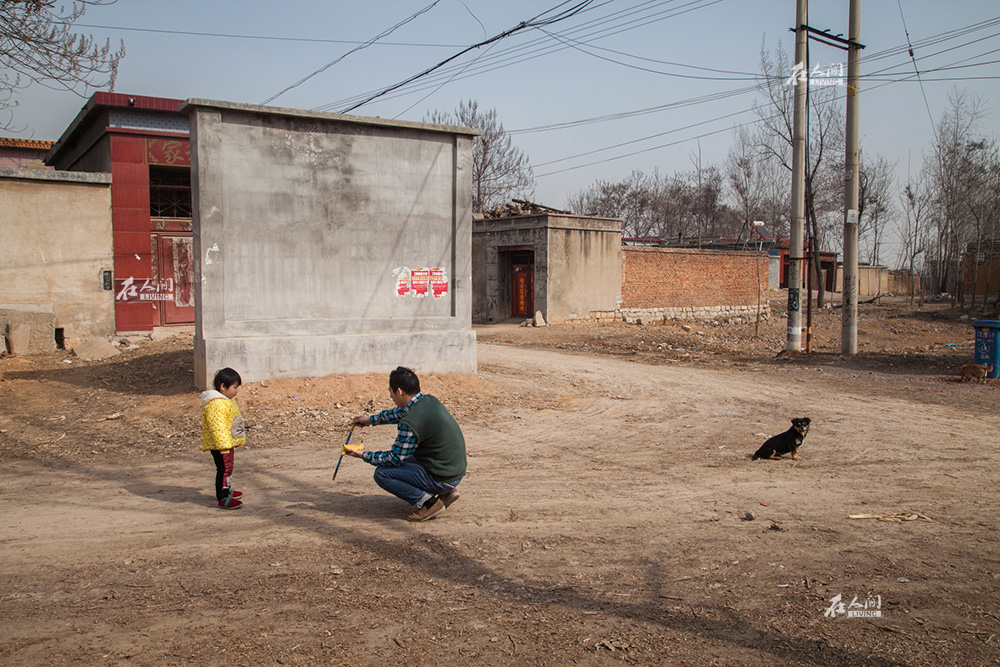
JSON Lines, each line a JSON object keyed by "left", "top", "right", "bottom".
{"left": 841, "top": 0, "right": 862, "bottom": 353}
{"left": 787, "top": 0, "right": 808, "bottom": 352}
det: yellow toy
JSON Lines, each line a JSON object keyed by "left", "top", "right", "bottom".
{"left": 332, "top": 424, "right": 363, "bottom": 481}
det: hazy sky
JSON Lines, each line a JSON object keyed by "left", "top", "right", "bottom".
{"left": 4, "top": 0, "right": 999, "bottom": 249}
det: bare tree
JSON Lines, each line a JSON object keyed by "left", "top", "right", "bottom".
{"left": 955, "top": 136, "right": 1000, "bottom": 308}
{"left": 725, "top": 125, "right": 765, "bottom": 243}
{"left": 857, "top": 152, "right": 896, "bottom": 266}
{"left": 1, "top": 0, "right": 125, "bottom": 130}
{"left": 753, "top": 41, "right": 845, "bottom": 306}
{"left": 568, "top": 170, "right": 658, "bottom": 238}
{"left": 425, "top": 100, "right": 534, "bottom": 213}
{"left": 896, "top": 177, "right": 929, "bottom": 304}
{"left": 922, "top": 89, "right": 990, "bottom": 295}
{"left": 570, "top": 166, "right": 738, "bottom": 242}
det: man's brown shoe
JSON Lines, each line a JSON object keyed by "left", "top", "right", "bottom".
{"left": 438, "top": 489, "right": 460, "bottom": 508}
{"left": 407, "top": 498, "right": 445, "bottom": 522}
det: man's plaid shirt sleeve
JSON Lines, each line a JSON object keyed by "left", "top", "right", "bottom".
{"left": 361, "top": 395, "right": 422, "bottom": 467}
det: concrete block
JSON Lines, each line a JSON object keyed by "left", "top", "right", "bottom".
{"left": 72, "top": 339, "right": 121, "bottom": 360}
{"left": 6, "top": 323, "right": 31, "bottom": 354}
{"left": 1, "top": 304, "right": 55, "bottom": 353}
{"left": 195, "top": 329, "right": 476, "bottom": 388}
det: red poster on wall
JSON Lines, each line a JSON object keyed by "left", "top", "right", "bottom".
{"left": 512, "top": 269, "right": 533, "bottom": 317}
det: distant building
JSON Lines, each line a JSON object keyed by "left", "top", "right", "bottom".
{"left": 0, "top": 138, "right": 54, "bottom": 169}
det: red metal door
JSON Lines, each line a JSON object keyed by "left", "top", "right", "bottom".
{"left": 512, "top": 265, "right": 533, "bottom": 317}
{"left": 157, "top": 235, "right": 195, "bottom": 325}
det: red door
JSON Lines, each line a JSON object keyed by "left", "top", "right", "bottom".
{"left": 157, "top": 235, "right": 195, "bottom": 325}
{"left": 512, "top": 265, "right": 533, "bottom": 317}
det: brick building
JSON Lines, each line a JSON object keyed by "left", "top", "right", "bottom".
{"left": 45, "top": 93, "right": 193, "bottom": 333}
{"left": 473, "top": 215, "right": 770, "bottom": 324}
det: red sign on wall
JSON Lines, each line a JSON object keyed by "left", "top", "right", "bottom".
{"left": 146, "top": 139, "right": 190, "bottom": 166}
{"left": 394, "top": 266, "right": 449, "bottom": 299}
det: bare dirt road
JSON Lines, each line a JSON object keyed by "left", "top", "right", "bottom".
{"left": 1, "top": 299, "right": 999, "bottom": 666}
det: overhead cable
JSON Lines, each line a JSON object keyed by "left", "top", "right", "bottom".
{"left": 261, "top": 0, "right": 443, "bottom": 105}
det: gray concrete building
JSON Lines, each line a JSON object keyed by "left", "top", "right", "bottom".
{"left": 183, "top": 100, "right": 479, "bottom": 387}
{"left": 472, "top": 214, "right": 622, "bottom": 324}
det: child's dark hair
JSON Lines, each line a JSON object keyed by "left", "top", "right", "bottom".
{"left": 213, "top": 367, "right": 242, "bottom": 391}
{"left": 389, "top": 366, "right": 420, "bottom": 395}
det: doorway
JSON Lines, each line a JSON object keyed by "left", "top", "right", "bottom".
{"left": 509, "top": 250, "right": 534, "bottom": 318}
{"left": 151, "top": 234, "right": 195, "bottom": 325}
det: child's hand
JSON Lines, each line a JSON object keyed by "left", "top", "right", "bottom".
{"left": 351, "top": 414, "right": 369, "bottom": 427}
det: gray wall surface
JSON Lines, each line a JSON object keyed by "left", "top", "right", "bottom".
{"left": 544, "top": 216, "right": 622, "bottom": 323}
{"left": 0, "top": 168, "right": 114, "bottom": 350}
{"left": 184, "top": 100, "right": 478, "bottom": 386}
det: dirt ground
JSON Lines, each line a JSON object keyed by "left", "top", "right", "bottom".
{"left": 1, "top": 295, "right": 999, "bottom": 666}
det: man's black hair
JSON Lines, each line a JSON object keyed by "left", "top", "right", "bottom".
{"left": 213, "top": 367, "right": 242, "bottom": 391}
{"left": 389, "top": 366, "right": 420, "bottom": 395}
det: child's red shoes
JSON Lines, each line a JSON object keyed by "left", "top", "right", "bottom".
{"left": 218, "top": 496, "right": 243, "bottom": 510}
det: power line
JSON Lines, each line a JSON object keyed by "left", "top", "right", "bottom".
{"left": 515, "top": 22, "right": 999, "bottom": 139}
{"left": 533, "top": 46, "right": 1000, "bottom": 179}
{"left": 511, "top": 85, "right": 760, "bottom": 134}
{"left": 318, "top": 0, "right": 721, "bottom": 112}
{"left": 537, "top": 24, "right": 764, "bottom": 81}
{"left": 261, "top": 0, "right": 443, "bottom": 105}
{"left": 337, "top": 0, "right": 598, "bottom": 114}
{"left": 66, "top": 22, "right": 467, "bottom": 48}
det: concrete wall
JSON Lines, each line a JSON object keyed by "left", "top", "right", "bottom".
{"left": 0, "top": 168, "right": 114, "bottom": 351}
{"left": 833, "top": 264, "right": 922, "bottom": 296}
{"left": 472, "top": 214, "right": 621, "bottom": 324}
{"left": 543, "top": 216, "right": 622, "bottom": 323}
{"left": 184, "top": 100, "right": 478, "bottom": 386}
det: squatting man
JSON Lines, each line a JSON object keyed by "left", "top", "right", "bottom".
{"left": 345, "top": 366, "right": 467, "bottom": 521}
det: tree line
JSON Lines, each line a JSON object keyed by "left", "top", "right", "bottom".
{"left": 437, "top": 43, "right": 997, "bottom": 304}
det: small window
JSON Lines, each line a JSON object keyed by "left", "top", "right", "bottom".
{"left": 149, "top": 167, "right": 192, "bottom": 218}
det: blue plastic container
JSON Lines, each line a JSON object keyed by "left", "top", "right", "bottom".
{"left": 972, "top": 320, "right": 1000, "bottom": 378}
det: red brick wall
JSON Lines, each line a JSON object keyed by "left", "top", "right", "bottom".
{"left": 621, "top": 247, "right": 768, "bottom": 308}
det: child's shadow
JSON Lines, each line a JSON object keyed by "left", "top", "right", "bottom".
{"left": 125, "top": 481, "right": 215, "bottom": 507}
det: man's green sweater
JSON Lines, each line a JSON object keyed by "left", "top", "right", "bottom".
{"left": 400, "top": 395, "right": 467, "bottom": 483}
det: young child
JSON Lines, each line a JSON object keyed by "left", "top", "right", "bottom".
{"left": 201, "top": 367, "right": 246, "bottom": 509}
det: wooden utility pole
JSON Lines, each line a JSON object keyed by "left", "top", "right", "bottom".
{"left": 842, "top": 0, "right": 862, "bottom": 353}
{"left": 787, "top": 0, "right": 808, "bottom": 352}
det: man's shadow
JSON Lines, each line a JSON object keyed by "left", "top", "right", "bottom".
{"left": 281, "top": 489, "right": 404, "bottom": 519}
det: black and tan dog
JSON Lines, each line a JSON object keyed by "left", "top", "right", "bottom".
{"left": 752, "top": 418, "right": 811, "bottom": 460}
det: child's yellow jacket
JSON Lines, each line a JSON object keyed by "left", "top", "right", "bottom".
{"left": 200, "top": 390, "right": 246, "bottom": 451}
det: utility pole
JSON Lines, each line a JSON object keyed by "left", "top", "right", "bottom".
{"left": 841, "top": 0, "right": 862, "bottom": 353}
{"left": 787, "top": 0, "right": 808, "bottom": 352}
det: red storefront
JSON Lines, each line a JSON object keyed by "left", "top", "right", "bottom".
{"left": 46, "top": 93, "right": 194, "bottom": 333}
